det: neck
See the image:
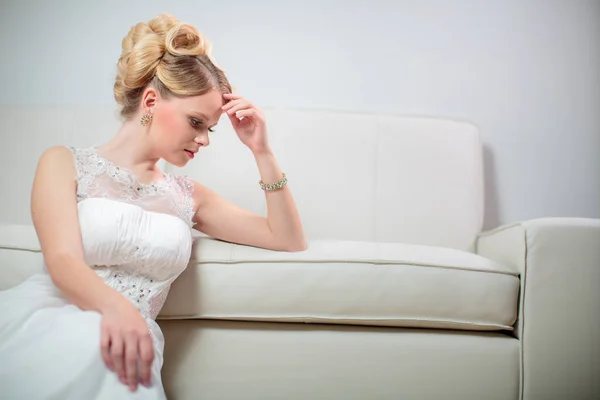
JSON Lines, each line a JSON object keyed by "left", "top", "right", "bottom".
{"left": 96, "top": 118, "right": 163, "bottom": 181}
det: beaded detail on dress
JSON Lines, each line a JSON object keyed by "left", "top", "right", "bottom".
{"left": 68, "top": 146, "right": 194, "bottom": 227}
{"left": 66, "top": 146, "right": 194, "bottom": 320}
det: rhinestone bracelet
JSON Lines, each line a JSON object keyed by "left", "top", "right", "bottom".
{"left": 259, "top": 173, "right": 288, "bottom": 192}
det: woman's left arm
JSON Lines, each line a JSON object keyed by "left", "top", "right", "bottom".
{"left": 192, "top": 94, "right": 306, "bottom": 252}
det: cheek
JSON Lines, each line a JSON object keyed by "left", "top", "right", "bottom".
{"left": 156, "top": 110, "right": 181, "bottom": 134}
{"left": 155, "top": 108, "right": 188, "bottom": 141}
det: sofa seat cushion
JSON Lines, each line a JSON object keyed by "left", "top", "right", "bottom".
{"left": 159, "top": 237, "right": 520, "bottom": 332}
{"left": 0, "top": 224, "right": 46, "bottom": 290}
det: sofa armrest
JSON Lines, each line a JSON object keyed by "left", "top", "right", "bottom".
{"left": 476, "top": 217, "right": 600, "bottom": 400}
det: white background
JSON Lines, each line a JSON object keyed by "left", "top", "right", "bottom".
{"left": 0, "top": 0, "right": 598, "bottom": 228}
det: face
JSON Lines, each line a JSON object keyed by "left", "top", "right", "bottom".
{"left": 145, "top": 89, "right": 224, "bottom": 167}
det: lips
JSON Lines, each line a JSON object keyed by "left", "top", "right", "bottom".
{"left": 185, "top": 150, "right": 195, "bottom": 159}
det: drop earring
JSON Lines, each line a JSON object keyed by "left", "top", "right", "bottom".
{"left": 140, "top": 111, "right": 153, "bottom": 126}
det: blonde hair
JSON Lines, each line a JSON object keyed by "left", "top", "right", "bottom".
{"left": 114, "top": 13, "right": 231, "bottom": 118}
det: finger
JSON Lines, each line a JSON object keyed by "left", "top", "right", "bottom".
{"left": 221, "top": 99, "right": 243, "bottom": 111}
{"left": 223, "top": 92, "right": 242, "bottom": 100}
{"left": 100, "top": 325, "right": 113, "bottom": 371}
{"left": 124, "top": 332, "right": 139, "bottom": 391}
{"left": 234, "top": 109, "right": 257, "bottom": 119}
{"left": 227, "top": 110, "right": 246, "bottom": 125}
{"left": 110, "top": 333, "right": 125, "bottom": 384}
{"left": 138, "top": 332, "right": 155, "bottom": 387}
{"left": 225, "top": 102, "right": 252, "bottom": 116}
{"left": 222, "top": 99, "right": 249, "bottom": 113}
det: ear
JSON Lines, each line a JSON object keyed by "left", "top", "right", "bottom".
{"left": 140, "top": 87, "right": 160, "bottom": 112}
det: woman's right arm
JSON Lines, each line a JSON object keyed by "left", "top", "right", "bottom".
{"left": 30, "top": 146, "right": 154, "bottom": 392}
{"left": 31, "top": 146, "right": 124, "bottom": 312}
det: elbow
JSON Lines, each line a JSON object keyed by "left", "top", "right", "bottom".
{"left": 282, "top": 236, "right": 307, "bottom": 252}
{"left": 267, "top": 224, "right": 307, "bottom": 252}
{"left": 295, "top": 238, "right": 308, "bottom": 252}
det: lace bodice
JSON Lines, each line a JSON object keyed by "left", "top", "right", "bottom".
{"left": 70, "top": 146, "right": 194, "bottom": 226}
{"left": 67, "top": 146, "right": 194, "bottom": 320}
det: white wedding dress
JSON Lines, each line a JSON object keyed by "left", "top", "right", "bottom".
{"left": 0, "top": 146, "right": 195, "bottom": 399}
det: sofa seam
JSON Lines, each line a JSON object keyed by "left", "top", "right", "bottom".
{"left": 156, "top": 314, "right": 516, "bottom": 331}
{"left": 189, "top": 259, "right": 519, "bottom": 276}
{"left": 518, "top": 224, "right": 529, "bottom": 400}
{"left": 0, "top": 246, "right": 41, "bottom": 253}
{"left": 474, "top": 127, "right": 485, "bottom": 238}
{"left": 477, "top": 221, "right": 523, "bottom": 238}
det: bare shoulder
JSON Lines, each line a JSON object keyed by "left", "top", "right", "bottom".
{"left": 32, "top": 146, "right": 78, "bottom": 200}
{"left": 31, "top": 145, "right": 83, "bottom": 263}
{"left": 35, "top": 146, "right": 77, "bottom": 175}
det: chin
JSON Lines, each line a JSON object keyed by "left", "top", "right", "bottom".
{"left": 163, "top": 154, "right": 189, "bottom": 168}
{"left": 169, "top": 160, "right": 188, "bottom": 168}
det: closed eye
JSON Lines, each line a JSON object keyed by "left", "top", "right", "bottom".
{"left": 190, "top": 117, "right": 216, "bottom": 133}
{"left": 189, "top": 117, "right": 202, "bottom": 128}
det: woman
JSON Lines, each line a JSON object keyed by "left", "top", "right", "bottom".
{"left": 0, "top": 13, "right": 305, "bottom": 399}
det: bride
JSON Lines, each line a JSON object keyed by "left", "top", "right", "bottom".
{"left": 0, "top": 13, "right": 306, "bottom": 399}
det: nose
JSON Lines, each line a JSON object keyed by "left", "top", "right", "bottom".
{"left": 194, "top": 132, "right": 210, "bottom": 147}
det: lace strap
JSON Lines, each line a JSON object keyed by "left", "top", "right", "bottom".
{"left": 65, "top": 146, "right": 195, "bottom": 226}
{"left": 171, "top": 175, "right": 195, "bottom": 227}
{"left": 65, "top": 146, "right": 94, "bottom": 201}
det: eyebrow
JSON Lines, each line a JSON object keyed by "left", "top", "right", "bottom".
{"left": 190, "top": 111, "right": 209, "bottom": 120}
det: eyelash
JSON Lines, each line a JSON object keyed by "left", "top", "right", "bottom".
{"left": 189, "top": 118, "right": 216, "bottom": 133}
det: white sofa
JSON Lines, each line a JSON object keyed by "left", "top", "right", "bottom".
{"left": 0, "top": 108, "right": 599, "bottom": 399}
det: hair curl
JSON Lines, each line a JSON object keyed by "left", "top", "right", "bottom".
{"left": 113, "top": 13, "right": 231, "bottom": 118}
